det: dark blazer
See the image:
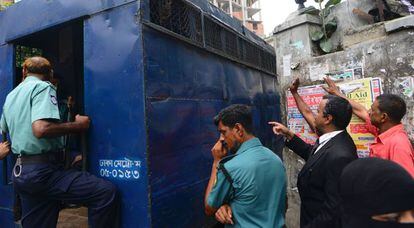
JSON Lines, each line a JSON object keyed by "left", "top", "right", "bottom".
{"left": 286, "top": 131, "right": 358, "bottom": 228}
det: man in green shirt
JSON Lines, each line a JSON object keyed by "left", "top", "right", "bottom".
{"left": 204, "top": 104, "right": 287, "bottom": 228}
{"left": 0, "top": 57, "right": 119, "bottom": 228}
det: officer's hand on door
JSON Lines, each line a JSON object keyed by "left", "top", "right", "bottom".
{"left": 74, "top": 115, "right": 91, "bottom": 131}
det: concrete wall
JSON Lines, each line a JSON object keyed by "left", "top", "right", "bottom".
{"left": 268, "top": 1, "right": 414, "bottom": 227}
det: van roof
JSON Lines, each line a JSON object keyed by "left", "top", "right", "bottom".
{"left": 0, "top": 0, "right": 274, "bottom": 53}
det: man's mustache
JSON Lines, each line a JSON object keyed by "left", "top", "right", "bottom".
{"left": 221, "top": 141, "right": 229, "bottom": 151}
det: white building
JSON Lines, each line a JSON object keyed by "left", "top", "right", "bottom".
{"left": 209, "top": 0, "right": 264, "bottom": 36}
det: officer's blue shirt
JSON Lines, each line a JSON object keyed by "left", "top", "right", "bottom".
{"left": 0, "top": 76, "right": 64, "bottom": 155}
{"left": 207, "top": 137, "right": 287, "bottom": 228}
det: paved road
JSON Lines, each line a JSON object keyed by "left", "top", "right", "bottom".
{"left": 57, "top": 207, "right": 88, "bottom": 228}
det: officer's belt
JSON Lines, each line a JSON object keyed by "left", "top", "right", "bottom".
{"left": 20, "top": 151, "right": 63, "bottom": 164}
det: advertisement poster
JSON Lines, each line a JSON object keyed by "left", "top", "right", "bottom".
{"left": 287, "top": 78, "right": 382, "bottom": 158}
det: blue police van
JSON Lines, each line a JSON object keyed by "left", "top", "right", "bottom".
{"left": 0, "top": 0, "right": 282, "bottom": 227}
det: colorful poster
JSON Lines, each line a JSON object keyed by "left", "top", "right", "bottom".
{"left": 286, "top": 78, "right": 382, "bottom": 158}
{"left": 325, "top": 67, "right": 364, "bottom": 81}
{"left": 341, "top": 78, "right": 382, "bottom": 158}
{"left": 394, "top": 76, "right": 414, "bottom": 98}
{"left": 287, "top": 85, "right": 324, "bottom": 144}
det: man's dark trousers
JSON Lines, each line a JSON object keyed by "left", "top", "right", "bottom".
{"left": 13, "top": 162, "right": 119, "bottom": 228}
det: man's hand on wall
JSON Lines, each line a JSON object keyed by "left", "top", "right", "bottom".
{"left": 289, "top": 78, "right": 300, "bottom": 94}
{"left": 322, "top": 77, "right": 343, "bottom": 97}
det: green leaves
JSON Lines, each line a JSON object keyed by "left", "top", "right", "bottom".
{"left": 325, "top": 18, "right": 337, "bottom": 36}
{"left": 325, "top": 0, "right": 341, "bottom": 8}
{"left": 310, "top": 0, "right": 340, "bottom": 53}
{"left": 320, "top": 5, "right": 332, "bottom": 18}
{"left": 311, "top": 30, "right": 324, "bottom": 41}
{"left": 320, "top": 39, "right": 333, "bottom": 53}
{"left": 320, "top": 0, "right": 341, "bottom": 18}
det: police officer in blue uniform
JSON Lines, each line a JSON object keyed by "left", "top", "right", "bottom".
{"left": 0, "top": 57, "right": 119, "bottom": 228}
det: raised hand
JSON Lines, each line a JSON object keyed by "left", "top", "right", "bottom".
{"left": 289, "top": 78, "right": 300, "bottom": 94}
{"left": 322, "top": 76, "right": 342, "bottom": 96}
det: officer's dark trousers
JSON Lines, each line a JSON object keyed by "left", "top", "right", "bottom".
{"left": 13, "top": 162, "right": 119, "bottom": 228}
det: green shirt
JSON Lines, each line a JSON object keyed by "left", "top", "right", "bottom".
{"left": 207, "top": 138, "right": 286, "bottom": 228}
{"left": 0, "top": 76, "right": 64, "bottom": 155}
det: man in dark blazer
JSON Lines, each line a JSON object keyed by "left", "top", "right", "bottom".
{"left": 269, "top": 95, "right": 358, "bottom": 228}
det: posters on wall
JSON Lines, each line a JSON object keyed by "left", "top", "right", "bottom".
{"left": 309, "top": 64, "right": 329, "bottom": 81}
{"left": 326, "top": 67, "right": 364, "bottom": 81}
{"left": 393, "top": 76, "right": 414, "bottom": 141}
{"left": 287, "top": 78, "right": 382, "bottom": 158}
{"left": 394, "top": 76, "right": 414, "bottom": 98}
{"left": 287, "top": 85, "right": 324, "bottom": 144}
{"left": 309, "top": 65, "right": 364, "bottom": 81}
{"left": 283, "top": 55, "right": 292, "bottom": 77}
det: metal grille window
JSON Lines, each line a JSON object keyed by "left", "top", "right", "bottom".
{"left": 149, "top": 0, "right": 276, "bottom": 75}
{"left": 150, "top": 0, "right": 203, "bottom": 44}
{"left": 204, "top": 17, "right": 222, "bottom": 51}
{"left": 241, "top": 39, "right": 261, "bottom": 69}
{"left": 204, "top": 16, "right": 276, "bottom": 74}
{"left": 204, "top": 17, "right": 239, "bottom": 59}
{"left": 223, "top": 27, "right": 239, "bottom": 59}
{"left": 261, "top": 51, "right": 276, "bottom": 74}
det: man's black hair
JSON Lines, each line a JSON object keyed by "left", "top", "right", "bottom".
{"left": 376, "top": 94, "right": 406, "bottom": 123}
{"left": 322, "top": 95, "right": 353, "bottom": 130}
{"left": 214, "top": 104, "right": 253, "bottom": 134}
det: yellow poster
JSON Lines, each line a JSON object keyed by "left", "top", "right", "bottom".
{"left": 339, "top": 78, "right": 382, "bottom": 157}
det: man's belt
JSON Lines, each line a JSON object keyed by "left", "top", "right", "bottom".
{"left": 20, "top": 151, "right": 64, "bottom": 164}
